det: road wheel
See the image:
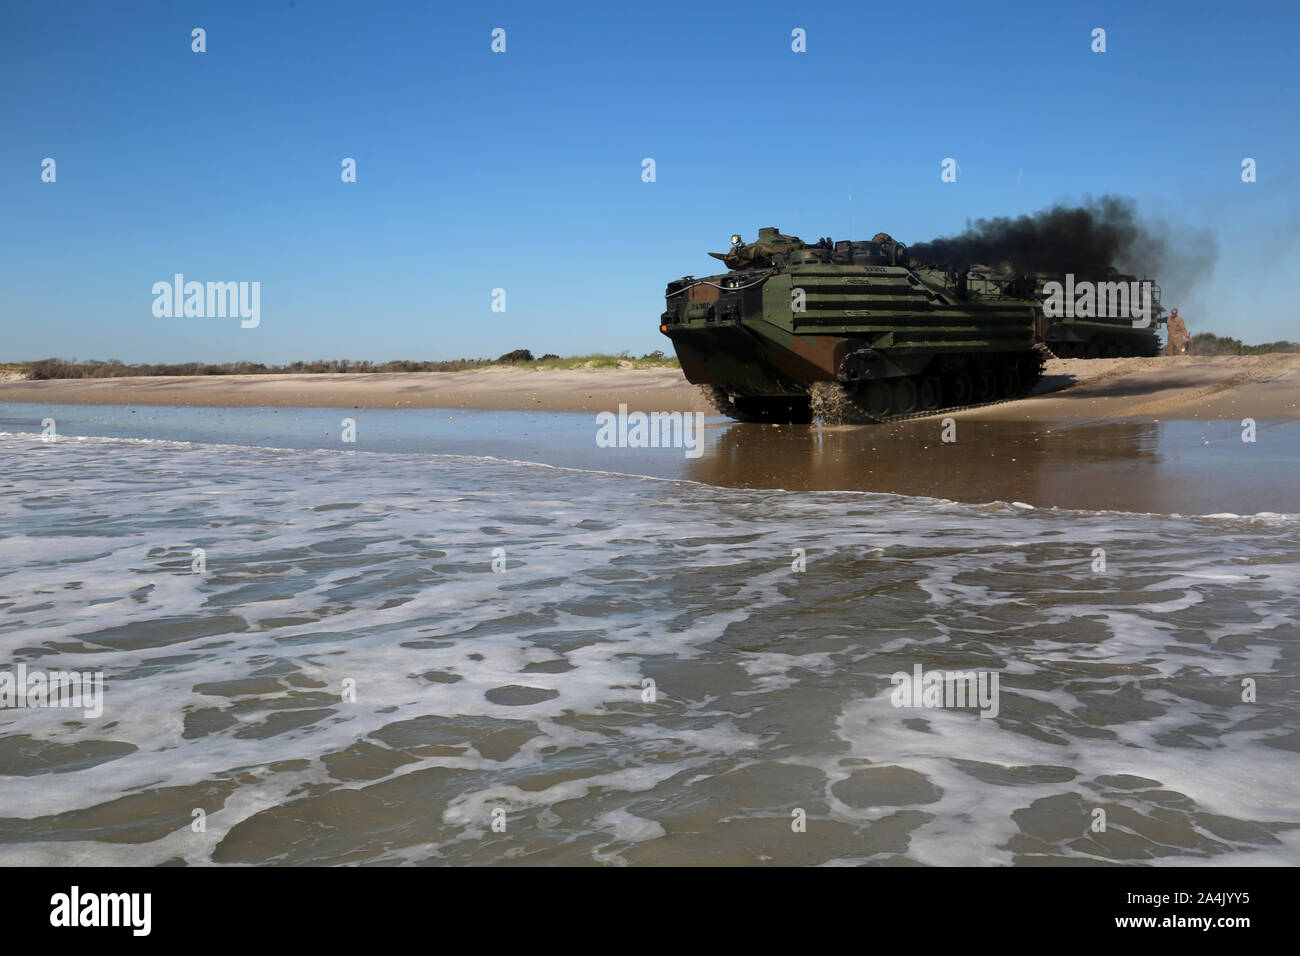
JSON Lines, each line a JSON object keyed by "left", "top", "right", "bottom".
{"left": 975, "top": 367, "right": 998, "bottom": 402}
{"left": 864, "top": 380, "right": 891, "bottom": 417}
{"left": 950, "top": 372, "right": 974, "bottom": 406}
{"left": 892, "top": 377, "right": 919, "bottom": 414}
{"left": 919, "top": 376, "right": 943, "bottom": 410}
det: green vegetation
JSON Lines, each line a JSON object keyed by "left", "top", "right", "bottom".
{"left": 531, "top": 351, "right": 678, "bottom": 370}
{"left": 15, "top": 352, "right": 679, "bottom": 380}
{"left": 21, "top": 358, "right": 492, "bottom": 379}
{"left": 1189, "top": 333, "right": 1300, "bottom": 356}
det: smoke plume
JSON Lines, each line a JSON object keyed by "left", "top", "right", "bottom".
{"left": 908, "top": 195, "right": 1218, "bottom": 288}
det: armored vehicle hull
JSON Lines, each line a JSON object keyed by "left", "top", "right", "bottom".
{"left": 1032, "top": 272, "right": 1164, "bottom": 358}
{"left": 660, "top": 229, "right": 1046, "bottom": 423}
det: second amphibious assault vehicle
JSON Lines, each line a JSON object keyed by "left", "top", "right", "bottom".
{"left": 659, "top": 228, "right": 1164, "bottom": 423}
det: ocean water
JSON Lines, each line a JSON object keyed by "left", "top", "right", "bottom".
{"left": 1, "top": 405, "right": 1298, "bottom": 866}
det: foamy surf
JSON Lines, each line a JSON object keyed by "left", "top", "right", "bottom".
{"left": 2, "top": 431, "right": 1297, "bottom": 865}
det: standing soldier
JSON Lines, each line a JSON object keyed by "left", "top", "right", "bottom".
{"left": 1164, "top": 308, "right": 1190, "bottom": 356}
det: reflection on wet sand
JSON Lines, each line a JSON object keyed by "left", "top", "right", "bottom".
{"left": 691, "top": 418, "right": 1299, "bottom": 515}
{"left": 2, "top": 401, "right": 1293, "bottom": 516}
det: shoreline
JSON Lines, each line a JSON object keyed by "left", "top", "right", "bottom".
{"left": 0, "top": 355, "right": 1296, "bottom": 422}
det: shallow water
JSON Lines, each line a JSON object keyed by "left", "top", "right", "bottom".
{"left": 3, "top": 401, "right": 1296, "bottom": 514}
{"left": 1, "top": 405, "right": 1298, "bottom": 865}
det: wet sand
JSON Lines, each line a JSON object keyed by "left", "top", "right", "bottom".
{"left": 4, "top": 401, "right": 1297, "bottom": 516}
{"left": 691, "top": 418, "right": 1300, "bottom": 515}
{"left": 2, "top": 355, "right": 1296, "bottom": 514}
{"left": 2, "top": 354, "right": 1296, "bottom": 422}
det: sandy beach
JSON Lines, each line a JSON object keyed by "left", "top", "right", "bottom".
{"left": 1, "top": 354, "right": 1297, "bottom": 422}
{"left": 983, "top": 353, "right": 1300, "bottom": 423}
{"left": 0, "top": 366, "right": 705, "bottom": 414}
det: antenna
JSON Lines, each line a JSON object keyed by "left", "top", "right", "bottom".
{"left": 958, "top": 164, "right": 965, "bottom": 230}
{"left": 848, "top": 190, "right": 853, "bottom": 242}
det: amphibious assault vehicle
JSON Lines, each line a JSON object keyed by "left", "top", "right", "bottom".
{"left": 660, "top": 228, "right": 1164, "bottom": 422}
{"left": 937, "top": 265, "right": 1166, "bottom": 359}
{"left": 1030, "top": 272, "right": 1165, "bottom": 358}
{"left": 660, "top": 228, "right": 1044, "bottom": 423}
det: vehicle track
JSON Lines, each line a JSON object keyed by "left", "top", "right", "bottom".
{"left": 701, "top": 347, "right": 1051, "bottom": 426}
{"left": 807, "top": 381, "right": 1046, "bottom": 426}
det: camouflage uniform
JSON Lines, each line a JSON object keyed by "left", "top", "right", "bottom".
{"left": 1164, "top": 310, "right": 1190, "bottom": 356}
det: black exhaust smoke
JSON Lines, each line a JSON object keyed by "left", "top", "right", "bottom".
{"left": 908, "top": 195, "right": 1216, "bottom": 285}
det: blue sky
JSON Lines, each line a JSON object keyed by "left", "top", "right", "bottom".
{"left": 2, "top": 0, "right": 1297, "bottom": 363}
